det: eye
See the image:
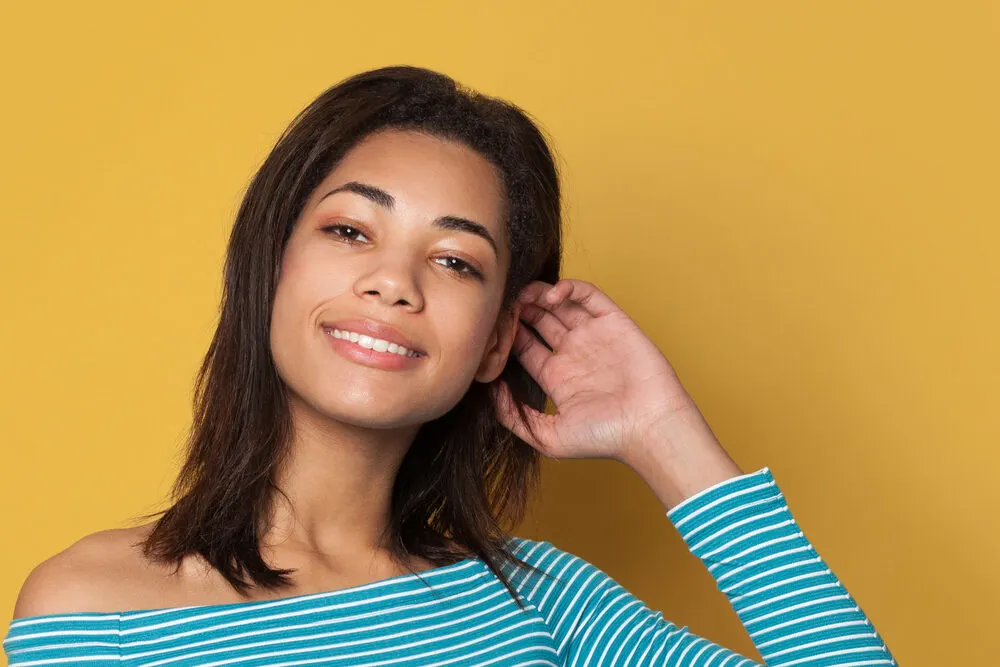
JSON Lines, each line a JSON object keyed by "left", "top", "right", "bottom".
{"left": 434, "top": 256, "right": 484, "bottom": 280}
{"left": 323, "top": 223, "right": 484, "bottom": 281}
{"left": 322, "top": 224, "right": 369, "bottom": 244}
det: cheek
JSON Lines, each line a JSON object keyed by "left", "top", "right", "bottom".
{"left": 269, "top": 253, "right": 327, "bottom": 366}
{"left": 271, "top": 260, "right": 306, "bottom": 334}
{"left": 273, "top": 247, "right": 347, "bottom": 326}
{"left": 437, "top": 301, "right": 498, "bottom": 363}
{"left": 268, "top": 276, "right": 301, "bottom": 380}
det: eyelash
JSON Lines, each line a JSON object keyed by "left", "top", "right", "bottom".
{"left": 321, "top": 224, "right": 484, "bottom": 280}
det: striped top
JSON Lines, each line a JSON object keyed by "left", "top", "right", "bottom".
{"left": 3, "top": 468, "right": 896, "bottom": 666}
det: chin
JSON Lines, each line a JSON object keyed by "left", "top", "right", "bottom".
{"left": 289, "top": 372, "right": 470, "bottom": 428}
{"left": 307, "top": 392, "right": 429, "bottom": 429}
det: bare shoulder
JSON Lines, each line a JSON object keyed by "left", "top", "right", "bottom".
{"left": 12, "top": 524, "right": 159, "bottom": 619}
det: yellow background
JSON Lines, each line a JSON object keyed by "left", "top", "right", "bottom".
{"left": 2, "top": 2, "right": 997, "bottom": 664}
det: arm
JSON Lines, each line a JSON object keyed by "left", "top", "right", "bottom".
{"left": 620, "top": 406, "right": 895, "bottom": 665}
{"left": 667, "top": 467, "right": 895, "bottom": 666}
{"left": 498, "top": 278, "right": 898, "bottom": 664}
{"left": 506, "top": 468, "right": 896, "bottom": 666}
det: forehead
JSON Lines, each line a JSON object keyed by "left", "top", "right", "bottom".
{"left": 310, "top": 129, "right": 506, "bottom": 233}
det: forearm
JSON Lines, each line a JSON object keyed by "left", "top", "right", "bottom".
{"left": 667, "top": 468, "right": 897, "bottom": 665}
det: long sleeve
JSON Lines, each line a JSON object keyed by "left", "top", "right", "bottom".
{"left": 503, "top": 467, "right": 897, "bottom": 666}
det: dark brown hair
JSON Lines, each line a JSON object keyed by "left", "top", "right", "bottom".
{"left": 133, "top": 65, "right": 562, "bottom": 609}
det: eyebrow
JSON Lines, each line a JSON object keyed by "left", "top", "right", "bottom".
{"left": 317, "top": 181, "right": 499, "bottom": 259}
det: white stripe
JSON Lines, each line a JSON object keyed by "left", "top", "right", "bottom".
{"left": 708, "top": 534, "right": 803, "bottom": 570}
{"left": 674, "top": 636, "right": 705, "bottom": 665}
{"left": 2, "top": 642, "right": 118, "bottom": 657}
{"left": 4, "top": 630, "right": 118, "bottom": 644}
{"left": 657, "top": 625, "right": 691, "bottom": 665}
{"left": 744, "top": 594, "right": 852, "bottom": 625}
{"left": 8, "top": 615, "right": 119, "bottom": 629}
{"left": 127, "top": 593, "right": 517, "bottom": 664}
{"left": 749, "top": 607, "right": 857, "bottom": 638}
{"left": 703, "top": 646, "right": 730, "bottom": 667}
{"left": 308, "top": 630, "right": 554, "bottom": 667}
{"left": 592, "top": 603, "right": 644, "bottom": 665}
{"left": 702, "top": 520, "right": 797, "bottom": 559}
{"left": 689, "top": 641, "right": 713, "bottom": 665}
{"left": 553, "top": 570, "right": 606, "bottom": 653}
{"left": 763, "top": 631, "right": 881, "bottom": 659}
{"left": 569, "top": 590, "right": 631, "bottom": 665}
{"left": 123, "top": 561, "right": 483, "bottom": 631}
{"left": 635, "top": 622, "right": 678, "bottom": 665}
{"left": 534, "top": 552, "right": 574, "bottom": 611}
{"left": 730, "top": 570, "right": 833, "bottom": 603}
{"left": 526, "top": 546, "right": 563, "bottom": 601}
{"left": 721, "top": 557, "right": 821, "bottom": 594}
{"left": 689, "top": 507, "right": 789, "bottom": 552}
{"left": 165, "top": 611, "right": 539, "bottom": 667}
{"left": 682, "top": 493, "right": 785, "bottom": 541}
{"left": 770, "top": 646, "right": 889, "bottom": 667}
{"left": 123, "top": 579, "right": 502, "bottom": 649}
{"left": 669, "top": 470, "right": 773, "bottom": 526}
{"left": 755, "top": 620, "right": 867, "bottom": 648}
{"left": 714, "top": 546, "right": 813, "bottom": 584}
{"left": 611, "top": 613, "right": 655, "bottom": 665}
{"left": 738, "top": 582, "right": 840, "bottom": 614}
{"left": 8, "top": 658, "right": 119, "bottom": 666}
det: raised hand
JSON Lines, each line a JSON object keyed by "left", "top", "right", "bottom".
{"left": 492, "top": 279, "right": 693, "bottom": 461}
{"left": 493, "top": 278, "right": 743, "bottom": 507}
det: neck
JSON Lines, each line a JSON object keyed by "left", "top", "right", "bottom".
{"left": 262, "top": 392, "right": 421, "bottom": 559}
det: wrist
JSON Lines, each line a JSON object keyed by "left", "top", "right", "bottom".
{"left": 622, "top": 405, "right": 744, "bottom": 511}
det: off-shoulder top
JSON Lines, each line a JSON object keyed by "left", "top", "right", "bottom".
{"left": 3, "top": 468, "right": 896, "bottom": 666}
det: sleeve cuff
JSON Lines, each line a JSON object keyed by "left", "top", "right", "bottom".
{"left": 666, "top": 467, "right": 782, "bottom": 539}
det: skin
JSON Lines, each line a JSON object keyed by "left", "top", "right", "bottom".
{"left": 263, "top": 128, "right": 521, "bottom": 567}
{"left": 12, "top": 128, "right": 743, "bottom": 618}
{"left": 12, "top": 129, "right": 527, "bottom": 614}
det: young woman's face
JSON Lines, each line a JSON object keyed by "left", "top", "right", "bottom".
{"left": 270, "top": 128, "right": 518, "bottom": 429}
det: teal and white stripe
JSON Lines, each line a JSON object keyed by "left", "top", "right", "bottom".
{"left": 4, "top": 467, "right": 896, "bottom": 666}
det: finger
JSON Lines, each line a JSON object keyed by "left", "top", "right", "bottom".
{"left": 546, "top": 279, "right": 619, "bottom": 319}
{"left": 516, "top": 280, "right": 554, "bottom": 305}
{"left": 491, "top": 380, "right": 557, "bottom": 456}
{"left": 509, "top": 323, "right": 555, "bottom": 393}
{"left": 536, "top": 296, "right": 593, "bottom": 331}
{"left": 518, "top": 302, "right": 569, "bottom": 350}
{"left": 517, "top": 280, "right": 590, "bottom": 331}
{"left": 518, "top": 279, "right": 620, "bottom": 330}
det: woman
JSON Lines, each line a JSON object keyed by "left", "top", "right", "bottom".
{"left": 4, "top": 66, "right": 896, "bottom": 666}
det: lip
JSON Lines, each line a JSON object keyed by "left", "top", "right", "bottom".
{"left": 322, "top": 328, "right": 425, "bottom": 371}
{"left": 319, "top": 317, "right": 426, "bottom": 356}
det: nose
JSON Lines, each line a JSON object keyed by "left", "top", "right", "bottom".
{"left": 353, "top": 258, "right": 424, "bottom": 310}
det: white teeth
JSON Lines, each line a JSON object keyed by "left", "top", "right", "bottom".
{"left": 327, "top": 328, "right": 420, "bottom": 358}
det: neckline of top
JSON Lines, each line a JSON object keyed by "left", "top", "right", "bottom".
{"left": 8, "top": 556, "right": 483, "bottom": 626}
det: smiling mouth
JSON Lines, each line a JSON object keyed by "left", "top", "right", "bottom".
{"left": 322, "top": 327, "right": 425, "bottom": 358}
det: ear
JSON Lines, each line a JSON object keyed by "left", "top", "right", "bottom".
{"left": 474, "top": 300, "right": 522, "bottom": 383}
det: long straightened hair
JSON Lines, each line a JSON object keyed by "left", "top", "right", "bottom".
{"left": 134, "top": 65, "right": 563, "bottom": 609}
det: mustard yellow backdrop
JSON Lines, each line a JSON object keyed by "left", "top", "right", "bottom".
{"left": 1, "top": 2, "right": 996, "bottom": 665}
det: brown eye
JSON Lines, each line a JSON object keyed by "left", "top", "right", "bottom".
{"left": 322, "top": 224, "right": 369, "bottom": 244}
{"left": 434, "top": 256, "right": 484, "bottom": 280}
